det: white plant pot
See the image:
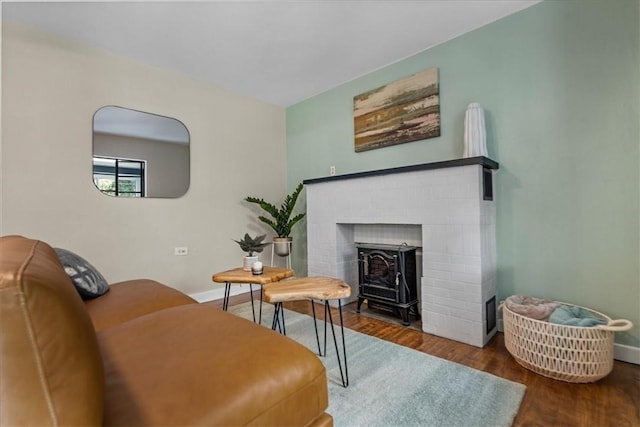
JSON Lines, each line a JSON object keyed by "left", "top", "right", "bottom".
{"left": 243, "top": 256, "right": 259, "bottom": 271}
{"left": 273, "top": 237, "right": 292, "bottom": 257}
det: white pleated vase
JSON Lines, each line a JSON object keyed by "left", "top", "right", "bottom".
{"left": 463, "top": 103, "right": 488, "bottom": 158}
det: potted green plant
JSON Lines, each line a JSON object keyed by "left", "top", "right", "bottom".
{"left": 245, "top": 183, "right": 305, "bottom": 257}
{"left": 234, "top": 233, "right": 269, "bottom": 271}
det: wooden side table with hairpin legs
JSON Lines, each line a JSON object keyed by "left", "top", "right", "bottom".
{"left": 212, "top": 266, "right": 294, "bottom": 324}
{"left": 263, "top": 276, "right": 352, "bottom": 387}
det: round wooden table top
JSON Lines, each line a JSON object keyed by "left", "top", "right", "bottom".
{"left": 263, "top": 276, "right": 352, "bottom": 303}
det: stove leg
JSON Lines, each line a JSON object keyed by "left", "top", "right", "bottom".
{"left": 400, "top": 307, "right": 410, "bottom": 326}
{"left": 356, "top": 297, "right": 364, "bottom": 313}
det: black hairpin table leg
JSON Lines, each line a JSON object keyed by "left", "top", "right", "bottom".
{"left": 222, "top": 282, "right": 231, "bottom": 311}
{"left": 249, "top": 283, "right": 256, "bottom": 322}
{"left": 310, "top": 300, "right": 322, "bottom": 356}
{"left": 271, "top": 302, "right": 286, "bottom": 335}
{"left": 259, "top": 288, "right": 264, "bottom": 325}
{"left": 325, "top": 300, "right": 349, "bottom": 388}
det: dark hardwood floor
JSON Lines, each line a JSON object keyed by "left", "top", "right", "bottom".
{"left": 211, "top": 294, "right": 640, "bottom": 427}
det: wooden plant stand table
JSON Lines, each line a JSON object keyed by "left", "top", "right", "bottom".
{"left": 263, "top": 276, "right": 352, "bottom": 387}
{"left": 212, "top": 266, "right": 294, "bottom": 323}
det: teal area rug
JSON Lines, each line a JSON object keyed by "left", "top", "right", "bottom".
{"left": 228, "top": 302, "right": 526, "bottom": 427}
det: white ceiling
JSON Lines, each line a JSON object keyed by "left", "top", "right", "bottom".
{"left": 3, "top": 1, "right": 540, "bottom": 107}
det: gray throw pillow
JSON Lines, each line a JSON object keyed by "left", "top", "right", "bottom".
{"left": 54, "top": 248, "right": 110, "bottom": 300}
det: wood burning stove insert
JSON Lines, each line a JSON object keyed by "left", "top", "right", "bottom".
{"left": 356, "top": 243, "right": 420, "bottom": 326}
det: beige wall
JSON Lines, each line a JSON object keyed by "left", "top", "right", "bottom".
{"left": 1, "top": 22, "right": 287, "bottom": 296}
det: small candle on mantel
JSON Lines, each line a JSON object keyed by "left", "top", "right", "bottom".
{"left": 251, "top": 261, "right": 263, "bottom": 275}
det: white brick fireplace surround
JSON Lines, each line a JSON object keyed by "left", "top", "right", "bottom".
{"left": 304, "top": 157, "right": 499, "bottom": 347}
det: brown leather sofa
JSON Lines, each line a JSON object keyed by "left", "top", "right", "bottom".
{"left": 0, "top": 235, "right": 332, "bottom": 426}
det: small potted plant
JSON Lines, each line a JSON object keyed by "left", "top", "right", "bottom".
{"left": 234, "top": 233, "right": 269, "bottom": 271}
{"left": 245, "top": 183, "right": 305, "bottom": 257}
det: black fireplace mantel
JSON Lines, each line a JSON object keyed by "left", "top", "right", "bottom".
{"left": 303, "top": 156, "right": 499, "bottom": 185}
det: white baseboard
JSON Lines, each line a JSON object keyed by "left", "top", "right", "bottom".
{"left": 613, "top": 344, "right": 640, "bottom": 365}
{"left": 190, "top": 285, "right": 250, "bottom": 303}
{"left": 497, "top": 319, "right": 639, "bottom": 365}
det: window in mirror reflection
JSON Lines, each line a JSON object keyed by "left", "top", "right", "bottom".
{"left": 93, "top": 106, "right": 190, "bottom": 198}
{"left": 93, "top": 156, "right": 146, "bottom": 197}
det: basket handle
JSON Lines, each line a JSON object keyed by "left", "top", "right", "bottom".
{"left": 597, "top": 319, "right": 634, "bottom": 332}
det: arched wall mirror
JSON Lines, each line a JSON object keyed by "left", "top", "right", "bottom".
{"left": 92, "top": 106, "right": 190, "bottom": 198}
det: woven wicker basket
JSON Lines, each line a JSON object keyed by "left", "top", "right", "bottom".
{"left": 501, "top": 299, "right": 632, "bottom": 383}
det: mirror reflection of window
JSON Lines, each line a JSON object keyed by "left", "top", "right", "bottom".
{"left": 93, "top": 156, "right": 146, "bottom": 197}
{"left": 92, "top": 106, "right": 190, "bottom": 198}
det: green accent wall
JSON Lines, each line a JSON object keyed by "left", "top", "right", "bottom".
{"left": 286, "top": 0, "right": 639, "bottom": 347}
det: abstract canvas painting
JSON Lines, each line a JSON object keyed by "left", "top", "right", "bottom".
{"left": 354, "top": 67, "right": 440, "bottom": 152}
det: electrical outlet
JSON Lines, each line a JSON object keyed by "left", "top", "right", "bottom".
{"left": 330, "top": 165, "right": 336, "bottom": 176}
{"left": 174, "top": 247, "right": 188, "bottom": 256}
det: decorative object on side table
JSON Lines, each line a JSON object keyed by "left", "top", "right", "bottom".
{"left": 463, "top": 102, "right": 488, "bottom": 158}
{"left": 244, "top": 182, "right": 305, "bottom": 257}
{"left": 233, "top": 233, "right": 269, "bottom": 271}
{"left": 251, "top": 261, "right": 264, "bottom": 275}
